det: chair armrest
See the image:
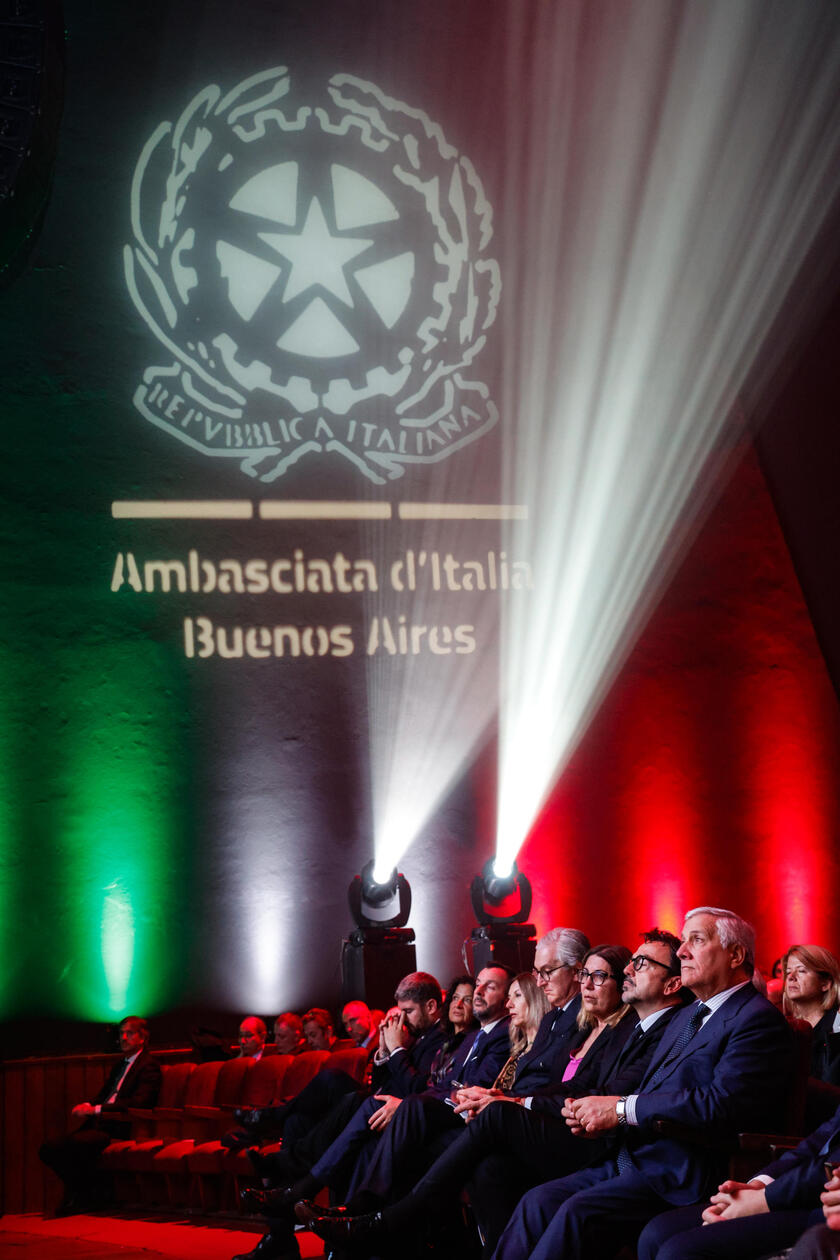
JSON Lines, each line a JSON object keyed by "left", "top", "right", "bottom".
{"left": 738, "top": 1132, "right": 802, "bottom": 1151}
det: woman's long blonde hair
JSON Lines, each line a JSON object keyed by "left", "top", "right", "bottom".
{"left": 509, "top": 971, "right": 550, "bottom": 1054}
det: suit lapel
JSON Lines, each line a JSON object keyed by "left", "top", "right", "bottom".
{"left": 641, "top": 985, "right": 756, "bottom": 1088}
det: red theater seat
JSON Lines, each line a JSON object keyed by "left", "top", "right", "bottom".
{"left": 278, "top": 1050, "right": 330, "bottom": 1098}
{"left": 191, "top": 1052, "right": 332, "bottom": 1211}
{"left": 186, "top": 1055, "right": 295, "bottom": 1210}
{"left": 101, "top": 1061, "right": 196, "bottom": 1172}
{"left": 117, "top": 1060, "right": 223, "bottom": 1203}
{"left": 326, "top": 1046, "right": 369, "bottom": 1085}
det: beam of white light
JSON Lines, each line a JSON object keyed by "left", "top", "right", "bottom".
{"left": 495, "top": 1, "right": 840, "bottom": 871}
{"left": 365, "top": 514, "right": 509, "bottom": 878}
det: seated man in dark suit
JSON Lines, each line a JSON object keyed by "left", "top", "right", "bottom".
{"left": 342, "top": 1000, "right": 381, "bottom": 1050}
{"left": 488, "top": 906, "right": 795, "bottom": 1260}
{"left": 301, "top": 1007, "right": 344, "bottom": 1052}
{"left": 39, "top": 1015, "right": 161, "bottom": 1215}
{"left": 290, "top": 964, "right": 514, "bottom": 1207}
{"left": 238, "top": 1017, "right": 268, "bottom": 1059}
{"left": 307, "top": 928, "right": 685, "bottom": 1255}
{"left": 637, "top": 1114, "right": 840, "bottom": 1258}
{"left": 235, "top": 967, "right": 512, "bottom": 1260}
{"left": 272, "top": 1012, "right": 306, "bottom": 1055}
{"left": 239, "top": 975, "right": 447, "bottom": 1158}
{"left": 233, "top": 973, "right": 448, "bottom": 1260}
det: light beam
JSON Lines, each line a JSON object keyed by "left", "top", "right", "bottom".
{"left": 494, "top": 1, "right": 840, "bottom": 872}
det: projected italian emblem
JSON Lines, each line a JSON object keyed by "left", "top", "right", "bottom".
{"left": 124, "top": 68, "right": 501, "bottom": 483}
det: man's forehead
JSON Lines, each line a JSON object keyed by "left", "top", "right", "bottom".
{"left": 682, "top": 914, "right": 716, "bottom": 938}
{"left": 478, "top": 967, "right": 507, "bottom": 984}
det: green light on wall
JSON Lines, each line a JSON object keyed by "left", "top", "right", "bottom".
{"left": 53, "top": 641, "right": 187, "bottom": 1021}
{"left": 101, "top": 880, "right": 136, "bottom": 1013}
{"left": 0, "top": 647, "right": 20, "bottom": 1012}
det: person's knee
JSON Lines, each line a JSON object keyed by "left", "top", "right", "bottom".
{"left": 637, "top": 1207, "right": 706, "bottom": 1260}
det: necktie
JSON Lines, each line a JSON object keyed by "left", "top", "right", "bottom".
{"left": 612, "top": 1023, "right": 645, "bottom": 1070}
{"left": 616, "top": 1003, "right": 709, "bottom": 1174}
{"left": 463, "top": 1029, "right": 485, "bottom": 1065}
{"left": 646, "top": 1003, "right": 709, "bottom": 1088}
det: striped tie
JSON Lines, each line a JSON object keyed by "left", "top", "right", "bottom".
{"left": 616, "top": 1003, "right": 709, "bottom": 1174}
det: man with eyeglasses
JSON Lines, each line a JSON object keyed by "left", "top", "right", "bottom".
{"left": 302, "top": 930, "right": 686, "bottom": 1256}
{"left": 523, "top": 927, "right": 591, "bottom": 1069}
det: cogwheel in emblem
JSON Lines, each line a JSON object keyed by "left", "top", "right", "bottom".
{"left": 125, "top": 67, "right": 501, "bottom": 484}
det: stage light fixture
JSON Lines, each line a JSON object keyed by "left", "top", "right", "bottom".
{"left": 465, "top": 858, "right": 536, "bottom": 976}
{"left": 342, "top": 860, "right": 416, "bottom": 1010}
{"left": 471, "top": 857, "right": 532, "bottom": 924}
{"left": 349, "top": 859, "right": 412, "bottom": 930}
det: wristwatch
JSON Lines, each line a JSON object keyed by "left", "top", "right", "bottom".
{"left": 615, "top": 1097, "right": 627, "bottom": 1125}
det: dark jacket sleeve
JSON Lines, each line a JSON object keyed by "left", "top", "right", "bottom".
{"left": 812, "top": 1009, "right": 840, "bottom": 1087}
{"left": 378, "top": 1023, "right": 447, "bottom": 1097}
{"left": 527, "top": 1018, "right": 637, "bottom": 1116}
{"left": 763, "top": 1105, "right": 840, "bottom": 1211}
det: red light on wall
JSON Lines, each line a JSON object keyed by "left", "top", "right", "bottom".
{"left": 739, "top": 668, "right": 836, "bottom": 954}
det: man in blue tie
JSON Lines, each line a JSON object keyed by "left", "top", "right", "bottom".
{"left": 490, "top": 906, "right": 794, "bottom": 1260}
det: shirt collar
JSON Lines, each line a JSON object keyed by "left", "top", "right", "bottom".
{"left": 698, "top": 979, "right": 751, "bottom": 1018}
{"left": 636, "top": 1005, "right": 676, "bottom": 1033}
{"left": 478, "top": 1017, "right": 505, "bottom": 1034}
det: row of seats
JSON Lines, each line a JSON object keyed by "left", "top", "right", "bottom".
{"left": 100, "top": 1047, "right": 369, "bottom": 1212}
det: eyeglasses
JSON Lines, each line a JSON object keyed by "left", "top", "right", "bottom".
{"left": 532, "top": 963, "right": 572, "bottom": 982}
{"left": 575, "top": 968, "right": 617, "bottom": 987}
{"left": 629, "top": 954, "right": 677, "bottom": 974}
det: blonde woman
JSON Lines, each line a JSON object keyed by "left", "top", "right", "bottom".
{"left": 783, "top": 944, "right": 840, "bottom": 1084}
{"left": 493, "top": 972, "right": 550, "bottom": 1090}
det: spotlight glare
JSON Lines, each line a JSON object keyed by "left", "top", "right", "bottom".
{"left": 371, "top": 859, "right": 396, "bottom": 887}
{"left": 491, "top": 856, "right": 513, "bottom": 881}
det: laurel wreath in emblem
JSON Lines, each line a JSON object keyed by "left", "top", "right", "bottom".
{"left": 125, "top": 67, "right": 501, "bottom": 483}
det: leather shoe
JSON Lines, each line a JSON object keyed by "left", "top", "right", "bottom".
{"left": 240, "top": 1184, "right": 299, "bottom": 1218}
{"left": 294, "top": 1198, "right": 348, "bottom": 1226}
{"left": 304, "top": 1210, "right": 384, "bottom": 1248}
{"left": 231, "top": 1230, "right": 299, "bottom": 1260}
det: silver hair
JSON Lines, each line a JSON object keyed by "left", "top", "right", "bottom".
{"left": 536, "top": 927, "right": 590, "bottom": 968}
{"left": 683, "top": 906, "right": 756, "bottom": 975}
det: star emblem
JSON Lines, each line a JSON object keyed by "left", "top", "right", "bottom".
{"left": 261, "top": 196, "right": 372, "bottom": 306}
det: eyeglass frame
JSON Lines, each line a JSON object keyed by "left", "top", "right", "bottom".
{"left": 628, "top": 953, "right": 680, "bottom": 976}
{"left": 532, "top": 962, "right": 574, "bottom": 982}
{"left": 575, "top": 967, "right": 620, "bottom": 987}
